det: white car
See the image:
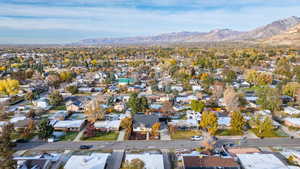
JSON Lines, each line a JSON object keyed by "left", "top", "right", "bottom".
{"left": 191, "top": 136, "right": 203, "bottom": 141}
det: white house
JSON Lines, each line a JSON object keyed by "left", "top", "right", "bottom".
{"left": 33, "top": 97, "right": 51, "bottom": 110}
{"left": 53, "top": 120, "right": 85, "bottom": 132}
{"left": 284, "top": 107, "right": 300, "bottom": 115}
{"left": 64, "top": 153, "right": 110, "bottom": 169}
{"left": 94, "top": 120, "right": 121, "bottom": 131}
{"left": 237, "top": 153, "right": 289, "bottom": 169}
{"left": 125, "top": 154, "right": 164, "bottom": 169}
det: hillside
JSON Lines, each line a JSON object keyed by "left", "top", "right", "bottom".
{"left": 263, "top": 23, "right": 300, "bottom": 46}
{"left": 75, "top": 16, "right": 300, "bottom": 45}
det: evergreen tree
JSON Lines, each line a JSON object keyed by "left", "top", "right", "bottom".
{"left": 38, "top": 119, "right": 54, "bottom": 140}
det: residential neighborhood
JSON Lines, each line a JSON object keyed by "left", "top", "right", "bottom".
{"left": 1, "top": 46, "right": 300, "bottom": 169}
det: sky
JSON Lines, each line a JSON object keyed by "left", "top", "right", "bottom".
{"left": 0, "top": 0, "right": 300, "bottom": 44}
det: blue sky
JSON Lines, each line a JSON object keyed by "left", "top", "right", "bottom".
{"left": 0, "top": 0, "right": 300, "bottom": 44}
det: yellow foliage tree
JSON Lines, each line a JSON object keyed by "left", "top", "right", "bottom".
{"left": 0, "top": 79, "right": 20, "bottom": 96}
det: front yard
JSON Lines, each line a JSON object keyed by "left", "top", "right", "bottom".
{"left": 81, "top": 131, "right": 119, "bottom": 141}
{"left": 170, "top": 130, "right": 201, "bottom": 140}
{"left": 251, "top": 128, "right": 289, "bottom": 138}
{"left": 60, "top": 132, "right": 78, "bottom": 141}
{"left": 216, "top": 129, "right": 243, "bottom": 136}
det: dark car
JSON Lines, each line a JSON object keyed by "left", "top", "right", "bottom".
{"left": 80, "top": 145, "right": 92, "bottom": 149}
{"left": 15, "top": 139, "right": 28, "bottom": 143}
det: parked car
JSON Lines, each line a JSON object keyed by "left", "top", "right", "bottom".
{"left": 15, "top": 139, "right": 28, "bottom": 143}
{"left": 191, "top": 136, "right": 203, "bottom": 141}
{"left": 80, "top": 145, "right": 93, "bottom": 149}
{"left": 223, "top": 143, "right": 235, "bottom": 147}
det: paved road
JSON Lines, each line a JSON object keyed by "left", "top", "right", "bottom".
{"left": 15, "top": 138, "right": 300, "bottom": 151}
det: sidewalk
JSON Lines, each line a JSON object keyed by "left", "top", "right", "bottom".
{"left": 160, "top": 129, "right": 171, "bottom": 140}
{"left": 73, "top": 126, "right": 87, "bottom": 142}
{"left": 280, "top": 125, "right": 300, "bottom": 138}
{"left": 117, "top": 130, "right": 126, "bottom": 141}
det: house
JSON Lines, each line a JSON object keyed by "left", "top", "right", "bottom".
{"left": 114, "top": 103, "right": 125, "bottom": 112}
{"left": 64, "top": 153, "right": 110, "bottom": 169}
{"left": 33, "top": 98, "right": 51, "bottom": 110}
{"left": 284, "top": 107, "right": 300, "bottom": 115}
{"left": 217, "top": 116, "right": 231, "bottom": 128}
{"left": 124, "top": 154, "right": 164, "bottom": 169}
{"left": 50, "top": 110, "right": 68, "bottom": 120}
{"left": 78, "top": 87, "right": 93, "bottom": 93}
{"left": 13, "top": 119, "right": 32, "bottom": 131}
{"left": 118, "top": 78, "right": 134, "bottom": 86}
{"left": 284, "top": 118, "right": 300, "bottom": 128}
{"left": 53, "top": 120, "right": 85, "bottom": 132}
{"left": 94, "top": 120, "right": 121, "bottom": 131}
{"left": 171, "top": 85, "right": 184, "bottom": 92}
{"left": 14, "top": 153, "right": 60, "bottom": 169}
{"left": 182, "top": 156, "right": 240, "bottom": 169}
{"left": 168, "top": 119, "right": 198, "bottom": 130}
{"left": 192, "top": 85, "right": 203, "bottom": 92}
{"left": 133, "top": 114, "right": 160, "bottom": 132}
{"left": 186, "top": 110, "right": 201, "bottom": 121}
{"left": 66, "top": 100, "right": 82, "bottom": 112}
{"left": 237, "top": 153, "right": 289, "bottom": 169}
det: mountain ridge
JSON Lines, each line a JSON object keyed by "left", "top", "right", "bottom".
{"left": 76, "top": 16, "right": 300, "bottom": 45}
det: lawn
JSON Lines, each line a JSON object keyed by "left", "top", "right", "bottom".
{"left": 51, "top": 105, "right": 66, "bottom": 110}
{"left": 60, "top": 132, "right": 78, "bottom": 141}
{"left": 82, "top": 132, "right": 119, "bottom": 141}
{"left": 170, "top": 130, "right": 201, "bottom": 140}
{"left": 251, "top": 128, "right": 289, "bottom": 138}
{"left": 216, "top": 129, "right": 243, "bottom": 136}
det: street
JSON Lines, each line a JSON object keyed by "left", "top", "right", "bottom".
{"left": 15, "top": 138, "right": 300, "bottom": 151}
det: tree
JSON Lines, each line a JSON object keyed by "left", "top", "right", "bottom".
{"left": 38, "top": 119, "right": 54, "bottom": 140}
{"left": 128, "top": 93, "right": 149, "bottom": 114}
{"left": 48, "top": 90, "right": 63, "bottom": 106}
{"left": 230, "top": 111, "right": 245, "bottom": 134}
{"left": 25, "top": 91, "right": 37, "bottom": 103}
{"left": 190, "top": 100, "right": 205, "bottom": 112}
{"left": 223, "top": 86, "right": 240, "bottom": 112}
{"left": 257, "top": 86, "right": 281, "bottom": 112}
{"left": 211, "top": 82, "right": 224, "bottom": 100}
{"left": 66, "top": 85, "right": 78, "bottom": 94}
{"left": 282, "top": 82, "right": 300, "bottom": 97}
{"left": 122, "top": 158, "right": 145, "bottom": 169}
{"left": 120, "top": 117, "right": 132, "bottom": 140}
{"left": 46, "top": 74, "right": 61, "bottom": 88}
{"left": 151, "top": 122, "right": 161, "bottom": 137}
{"left": 22, "top": 119, "right": 35, "bottom": 139}
{"left": 0, "top": 124, "right": 16, "bottom": 169}
{"left": 200, "top": 111, "right": 218, "bottom": 136}
{"left": 84, "top": 99, "right": 105, "bottom": 123}
{"left": 223, "top": 69, "right": 236, "bottom": 83}
{"left": 251, "top": 115, "right": 274, "bottom": 137}
{"left": 59, "top": 71, "right": 73, "bottom": 82}
{"left": 139, "top": 96, "right": 149, "bottom": 113}
{"left": 245, "top": 70, "right": 272, "bottom": 86}
{"left": 0, "top": 79, "right": 20, "bottom": 96}
{"left": 128, "top": 93, "right": 139, "bottom": 114}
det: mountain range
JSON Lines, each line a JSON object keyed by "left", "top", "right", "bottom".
{"left": 76, "top": 16, "right": 300, "bottom": 45}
